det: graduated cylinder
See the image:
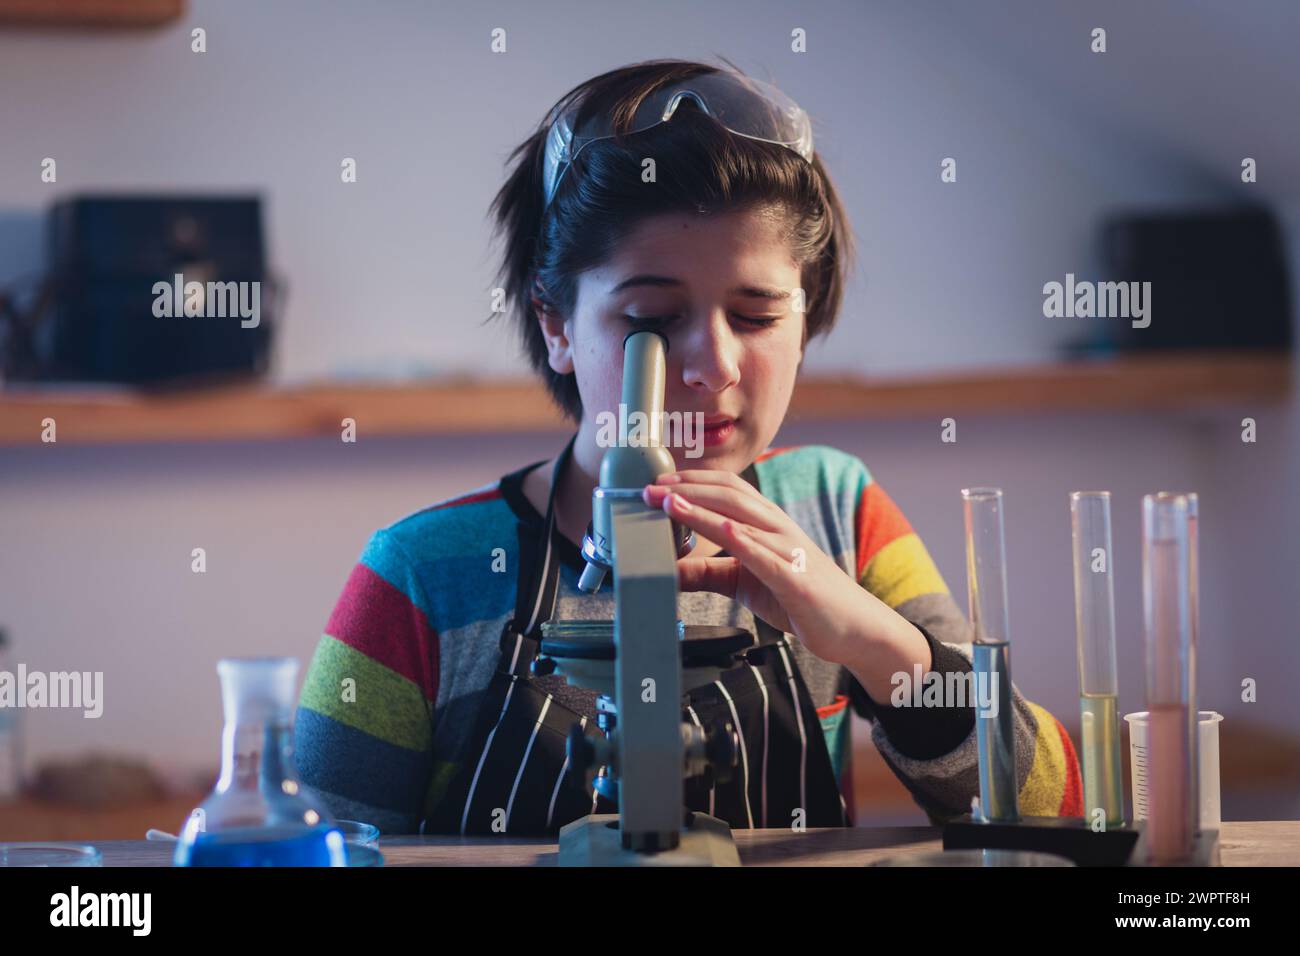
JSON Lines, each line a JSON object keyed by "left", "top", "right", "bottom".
{"left": 1070, "top": 491, "right": 1125, "bottom": 828}
{"left": 1141, "top": 492, "right": 1200, "bottom": 863}
{"left": 962, "top": 487, "right": 1019, "bottom": 824}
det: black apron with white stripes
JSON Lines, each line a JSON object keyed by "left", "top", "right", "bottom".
{"left": 423, "top": 434, "right": 847, "bottom": 835}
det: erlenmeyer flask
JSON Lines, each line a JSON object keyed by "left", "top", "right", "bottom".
{"left": 174, "top": 657, "right": 346, "bottom": 866}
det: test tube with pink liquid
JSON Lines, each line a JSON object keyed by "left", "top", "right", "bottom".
{"left": 1141, "top": 492, "right": 1200, "bottom": 863}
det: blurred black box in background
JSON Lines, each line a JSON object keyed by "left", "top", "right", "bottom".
{"left": 1094, "top": 206, "right": 1292, "bottom": 354}
{"left": 1, "top": 195, "right": 276, "bottom": 387}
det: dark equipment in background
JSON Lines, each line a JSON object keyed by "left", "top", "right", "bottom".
{"left": 0, "top": 195, "right": 278, "bottom": 388}
{"left": 1107, "top": 206, "right": 1292, "bottom": 351}
{"left": 1069, "top": 206, "right": 1291, "bottom": 357}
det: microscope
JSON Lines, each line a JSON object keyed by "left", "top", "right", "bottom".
{"left": 537, "top": 329, "right": 748, "bottom": 866}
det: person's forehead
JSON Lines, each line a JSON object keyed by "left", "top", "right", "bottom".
{"left": 592, "top": 210, "right": 798, "bottom": 291}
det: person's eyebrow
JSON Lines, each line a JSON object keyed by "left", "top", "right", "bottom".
{"left": 610, "top": 274, "right": 792, "bottom": 301}
{"left": 732, "top": 284, "right": 792, "bottom": 301}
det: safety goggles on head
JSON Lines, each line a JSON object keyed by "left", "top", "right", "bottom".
{"left": 542, "top": 70, "right": 815, "bottom": 210}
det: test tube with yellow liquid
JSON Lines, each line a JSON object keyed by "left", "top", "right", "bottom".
{"left": 1070, "top": 492, "right": 1124, "bottom": 828}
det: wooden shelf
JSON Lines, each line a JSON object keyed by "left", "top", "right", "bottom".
{"left": 0, "top": 352, "right": 1290, "bottom": 447}
{"left": 0, "top": 792, "right": 205, "bottom": 842}
{"left": 789, "top": 350, "right": 1292, "bottom": 419}
{"left": 0, "top": 0, "right": 182, "bottom": 27}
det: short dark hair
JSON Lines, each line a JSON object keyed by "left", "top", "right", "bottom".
{"left": 487, "top": 57, "right": 856, "bottom": 422}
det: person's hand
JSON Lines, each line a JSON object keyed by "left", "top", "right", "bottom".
{"left": 642, "top": 469, "right": 908, "bottom": 670}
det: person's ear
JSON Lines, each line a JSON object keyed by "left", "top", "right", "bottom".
{"left": 532, "top": 282, "right": 574, "bottom": 375}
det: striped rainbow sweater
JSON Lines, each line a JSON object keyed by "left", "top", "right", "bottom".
{"left": 295, "top": 444, "right": 1082, "bottom": 833}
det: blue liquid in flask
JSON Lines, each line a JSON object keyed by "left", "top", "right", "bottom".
{"left": 179, "top": 824, "right": 346, "bottom": 867}
{"left": 174, "top": 657, "right": 349, "bottom": 867}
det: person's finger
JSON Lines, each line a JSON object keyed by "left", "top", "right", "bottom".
{"left": 643, "top": 481, "right": 784, "bottom": 533}
{"left": 657, "top": 468, "right": 774, "bottom": 510}
{"left": 675, "top": 555, "right": 741, "bottom": 596}
{"left": 662, "top": 493, "right": 803, "bottom": 592}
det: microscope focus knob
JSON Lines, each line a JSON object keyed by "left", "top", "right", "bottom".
{"left": 706, "top": 720, "right": 740, "bottom": 785}
{"left": 566, "top": 725, "right": 596, "bottom": 786}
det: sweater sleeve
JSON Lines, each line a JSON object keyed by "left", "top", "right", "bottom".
{"left": 849, "top": 471, "right": 1084, "bottom": 823}
{"left": 294, "top": 528, "right": 439, "bottom": 834}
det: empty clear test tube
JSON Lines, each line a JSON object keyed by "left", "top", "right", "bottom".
{"left": 962, "top": 488, "right": 1019, "bottom": 823}
{"left": 1069, "top": 492, "right": 1124, "bottom": 827}
{"left": 1141, "top": 493, "right": 1199, "bottom": 863}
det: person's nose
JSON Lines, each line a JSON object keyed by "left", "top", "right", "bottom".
{"left": 680, "top": 310, "right": 741, "bottom": 393}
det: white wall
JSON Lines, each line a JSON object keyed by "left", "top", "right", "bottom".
{"left": 0, "top": 0, "right": 1249, "bottom": 382}
{"left": 1, "top": 1, "right": 1296, "bottom": 819}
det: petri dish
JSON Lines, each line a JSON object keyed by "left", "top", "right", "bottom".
{"left": 0, "top": 843, "right": 103, "bottom": 867}
{"left": 871, "top": 849, "right": 1075, "bottom": 867}
{"left": 345, "top": 844, "right": 384, "bottom": 867}
{"left": 334, "top": 820, "right": 380, "bottom": 848}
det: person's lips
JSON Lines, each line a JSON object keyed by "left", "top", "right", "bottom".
{"left": 701, "top": 416, "right": 739, "bottom": 446}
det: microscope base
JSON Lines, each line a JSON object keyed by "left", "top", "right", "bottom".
{"left": 558, "top": 812, "right": 741, "bottom": 867}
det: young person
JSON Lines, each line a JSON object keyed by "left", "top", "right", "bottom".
{"left": 295, "top": 59, "right": 1082, "bottom": 835}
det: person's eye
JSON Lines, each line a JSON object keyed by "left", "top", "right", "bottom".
{"left": 622, "top": 313, "right": 778, "bottom": 329}
{"left": 734, "top": 313, "right": 781, "bottom": 328}
{"left": 622, "top": 314, "right": 677, "bottom": 327}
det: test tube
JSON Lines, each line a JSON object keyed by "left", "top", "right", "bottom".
{"left": 962, "top": 487, "right": 1019, "bottom": 823}
{"left": 1141, "top": 492, "right": 1198, "bottom": 863}
{"left": 1070, "top": 492, "right": 1124, "bottom": 827}
{"left": 1184, "top": 493, "right": 1200, "bottom": 823}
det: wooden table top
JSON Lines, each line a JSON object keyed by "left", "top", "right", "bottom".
{"left": 73, "top": 820, "right": 1300, "bottom": 867}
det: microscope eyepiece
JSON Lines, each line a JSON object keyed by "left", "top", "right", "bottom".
{"left": 622, "top": 328, "right": 669, "bottom": 355}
